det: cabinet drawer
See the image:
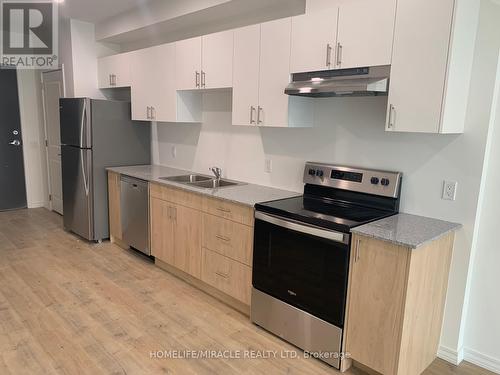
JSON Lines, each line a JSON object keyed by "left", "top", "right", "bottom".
{"left": 202, "top": 197, "right": 254, "bottom": 226}
{"left": 201, "top": 248, "right": 252, "bottom": 305}
{"left": 202, "top": 214, "right": 253, "bottom": 266}
{"left": 150, "top": 183, "right": 202, "bottom": 210}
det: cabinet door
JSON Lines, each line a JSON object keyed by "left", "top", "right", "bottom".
{"left": 336, "top": 0, "right": 396, "bottom": 69}
{"left": 202, "top": 30, "right": 234, "bottom": 89}
{"left": 130, "top": 48, "right": 156, "bottom": 121}
{"left": 107, "top": 171, "right": 122, "bottom": 240}
{"left": 290, "top": 0, "right": 338, "bottom": 73}
{"left": 175, "top": 37, "right": 202, "bottom": 90}
{"left": 98, "top": 56, "right": 114, "bottom": 89}
{"left": 232, "top": 24, "right": 260, "bottom": 126}
{"left": 346, "top": 236, "right": 409, "bottom": 375}
{"left": 150, "top": 198, "right": 175, "bottom": 264}
{"left": 150, "top": 43, "right": 176, "bottom": 122}
{"left": 173, "top": 204, "right": 202, "bottom": 278}
{"left": 386, "top": 0, "right": 455, "bottom": 133}
{"left": 258, "top": 18, "right": 291, "bottom": 127}
{"left": 98, "top": 54, "right": 131, "bottom": 89}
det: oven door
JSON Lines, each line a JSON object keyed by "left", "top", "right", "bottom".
{"left": 252, "top": 211, "right": 350, "bottom": 328}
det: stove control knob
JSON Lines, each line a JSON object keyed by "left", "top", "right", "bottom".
{"left": 316, "top": 170, "right": 324, "bottom": 177}
{"left": 381, "top": 178, "right": 390, "bottom": 186}
{"left": 370, "top": 177, "right": 380, "bottom": 185}
{"left": 308, "top": 169, "right": 316, "bottom": 176}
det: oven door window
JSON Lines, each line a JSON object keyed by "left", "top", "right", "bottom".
{"left": 252, "top": 218, "right": 349, "bottom": 328}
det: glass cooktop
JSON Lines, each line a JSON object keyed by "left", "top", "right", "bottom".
{"left": 255, "top": 195, "right": 396, "bottom": 233}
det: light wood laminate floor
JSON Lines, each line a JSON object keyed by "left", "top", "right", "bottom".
{"left": 0, "top": 208, "right": 493, "bottom": 375}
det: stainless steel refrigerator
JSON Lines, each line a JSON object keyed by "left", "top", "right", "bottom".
{"left": 60, "top": 98, "right": 150, "bottom": 242}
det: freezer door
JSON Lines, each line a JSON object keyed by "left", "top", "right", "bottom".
{"left": 61, "top": 145, "right": 94, "bottom": 240}
{"left": 60, "top": 98, "right": 92, "bottom": 148}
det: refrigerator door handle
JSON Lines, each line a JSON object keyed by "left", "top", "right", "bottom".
{"left": 80, "top": 99, "right": 87, "bottom": 148}
{"left": 80, "top": 148, "right": 89, "bottom": 197}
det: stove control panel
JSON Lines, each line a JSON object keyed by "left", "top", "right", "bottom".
{"left": 303, "top": 162, "right": 402, "bottom": 199}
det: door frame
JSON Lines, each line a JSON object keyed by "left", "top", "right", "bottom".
{"left": 41, "top": 65, "right": 66, "bottom": 212}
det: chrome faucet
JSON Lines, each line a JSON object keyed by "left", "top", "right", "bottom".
{"left": 209, "top": 166, "right": 222, "bottom": 180}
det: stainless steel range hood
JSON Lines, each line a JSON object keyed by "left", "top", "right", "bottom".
{"left": 285, "top": 66, "right": 390, "bottom": 98}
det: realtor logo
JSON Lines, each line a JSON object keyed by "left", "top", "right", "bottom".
{"left": 0, "top": 0, "right": 58, "bottom": 68}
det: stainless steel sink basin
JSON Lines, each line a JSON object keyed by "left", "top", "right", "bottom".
{"left": 160, "top": 174, "right": 212, "bottom": 183}
{"left": 189, "top": 179, "right": 241, "bottom": 189}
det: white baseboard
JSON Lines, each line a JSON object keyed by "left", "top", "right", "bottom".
{"left": 438, "top": 345, "right": 464, "bottom": 366}
{"left": 27, "top": 201, "right": 47, "bottom": 209}
{"left": 464, "top": 348, "right": 500, "bottom": 374}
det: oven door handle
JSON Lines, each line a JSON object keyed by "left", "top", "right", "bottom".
{"left": 255, "top": 212, "right": 349, "bottom": 244}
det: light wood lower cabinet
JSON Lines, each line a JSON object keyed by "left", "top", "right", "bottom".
{"left": 201, "top": 248, "right": 252, "bottom": 305}
{"left": 107, "top": 171, "right": 122, "bottom": 241}
{"left": 345, "top": 233, "right": 455, "bottom": 375}
{"left": 202, "top": 213, "right": 253, "bottom": 266}
{"left": 150, "top": 183, "right": 254, "bottom": 306}
{"left": 150, "top": 196, "right": 201, "bottom": 278}
{"left": 202, "top": 196, "right": 254, "bottom": 227}
{"left": 150, "top": 198, "right": 175, "bottom": 264}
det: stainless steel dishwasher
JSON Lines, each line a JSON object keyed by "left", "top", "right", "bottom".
{"left": 120, "top": 176, "right": 150, "bottom": 255}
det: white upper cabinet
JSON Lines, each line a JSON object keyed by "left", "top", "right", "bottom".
{"left": 290, "top": 0, "right": 338, "bottom": 73}
{"left": 175, "top": 37, "right": 202, "bottom": 90}
{"left": 386, "top": 0, "right": 479, "bottom": 133}
{"left": 232, "top": 24, "right": 261, "bottom": 126}
{"left": 175, "top": 30, "right": 234, "bottom": 90}
{"left": 258, "top": 18, "right": 292, "bottom": 127}
{"left": 98, "top": 53, "right": 132, "bottom": 89}
{"left": 131, "top": 44, "right": 176, "bottom": 122}
{"left": 202, "top": 30, "right": 234, "bottom": 89}
{"left": 336, "top": 0, "right": 397, "bottom": 69}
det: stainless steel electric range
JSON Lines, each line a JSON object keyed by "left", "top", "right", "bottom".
{"left": 251, "top": 162, "right": 402, "bottom": 369}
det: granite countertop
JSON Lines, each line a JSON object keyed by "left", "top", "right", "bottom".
{"left": 351, "top": 213, "right": 462, "bottom": 249}
{"left": 106, "top": 165, "right": 301, "bottom": 207}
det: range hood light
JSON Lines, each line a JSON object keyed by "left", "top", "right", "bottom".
{"left": 299, "top": 87, "right": 313, "bottom": 94}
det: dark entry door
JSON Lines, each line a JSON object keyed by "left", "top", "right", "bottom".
{"left": 0, "top": 69, "right": 27, "bottom": 211}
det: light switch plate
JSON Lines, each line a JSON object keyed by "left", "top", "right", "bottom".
{"left": 442, "top": 181, "right": 458, "bottom": 201}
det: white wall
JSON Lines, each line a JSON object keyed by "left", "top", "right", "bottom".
{"left": 69, "top": 19, "right": 120, "bottom": 98}
{"left": 59, "top": 17, "right": 75, "bottom": 97}
{"left": 17, "top": 70, "right": 49, "bottom": 209}
{"left": 463, "top": 49, "right": 500, "bottom": 374}
{"left": 151, "top": 0, "right": 500, "bottom": 364}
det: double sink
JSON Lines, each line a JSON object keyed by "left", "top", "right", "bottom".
{"left": 160, "top": 174, "right": 244, "bottom": 189}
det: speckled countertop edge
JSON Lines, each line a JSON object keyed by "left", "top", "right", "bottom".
{"left": 351, "top": 213, "right": 462, "bottom": 249}
{"left": 106, "top": 165, "right": 301, "bottom": 207}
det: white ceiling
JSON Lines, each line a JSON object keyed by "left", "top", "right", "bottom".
{"left": 59, "top": 0, "right": 152, "bottom": 23}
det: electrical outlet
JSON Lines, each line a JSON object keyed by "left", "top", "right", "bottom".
{"left": 265, "top": 159, "right": 272, "bottom": 173}
{"left": 442, "top": 181, "right": 458, "bottom": 201}
{"left": 171, "top": 146, "right": 177, "bottom": 159}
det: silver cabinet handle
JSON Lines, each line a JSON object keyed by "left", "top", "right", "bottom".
{"left": 215, "top": 271, "right": 229, "bottom": 279}
{"left": 355, "top": 238, "right": 361, "bottom": 262}
{"left": 109, "top": 74, "right": 112, "bottom": 86}
{"left": 147, "top": 106, "right": 151, "bottom": 119}
{"left": 326, "top": 43, "right": 332, "bottom": 67}
{"left": 250, "top": 106, "right": 256, "bottom": 124}
{"left": 9, "top": 140, "right": 21, "bottom": 146}
{"left": 257, "top": 106, "right": 263, "bottom": 125}
{"left": 216, "top": 207, "right": 231, "bottom": 213}
{"left": 388, "top": 104, "right": 396, "bottom": 129}
{"left": 195, "top": 71, "right": 200, "bottom": 88}
{"left": 336, "top": 42, "right": 343, "bottom": 67}
{"left": 201, "top": 70, "right": 206, "bottom": 88}
{"left": 113, "top": 74, "right": 117, "bottom": 86}
{"left": 151, "top": 106, "right": 156, "bottom": 120}
{"left": 215, "top": 235, "right": 230, "bottom": 243}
